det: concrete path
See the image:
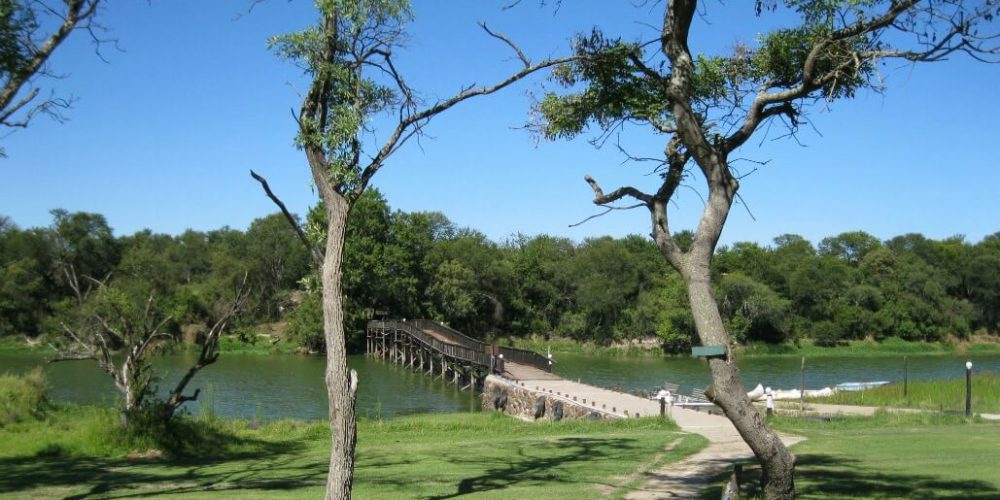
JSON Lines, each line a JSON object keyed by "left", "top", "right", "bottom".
{"left": 504, "top": 369, "right": 802, "bottom": 498}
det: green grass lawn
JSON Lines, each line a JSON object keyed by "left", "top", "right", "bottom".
{"left": 809, "top": 372, "right": 1000, "bottom": 414}
{"left": 0, "top": 406, "right": 704, "bottom": 499}
{"left": 702, "top": 413, "right": 1000, "bottom": 499}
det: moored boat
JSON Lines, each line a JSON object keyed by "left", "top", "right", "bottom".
{"left": 835, "top": 381, "right": 890, "bottom": 392}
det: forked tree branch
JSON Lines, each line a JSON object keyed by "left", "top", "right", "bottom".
{"left": 584, "top": 175, "right": 654, "bottom": 205}
{"left": 163, "top": 272, "right": 250, "bottom": 420}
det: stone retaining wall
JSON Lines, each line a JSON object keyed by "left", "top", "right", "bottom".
{"left": 481, "top": 375, "right": 619, "bottom": 421}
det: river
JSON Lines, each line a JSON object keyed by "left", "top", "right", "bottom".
{"left": 2, "top": 350, "right": 997, "bottom": 420}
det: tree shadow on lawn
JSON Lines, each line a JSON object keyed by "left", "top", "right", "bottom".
{"left": 0, "top": 432, "right": 326, "bottom": 498}
{"left": 701, "top": 454, "right": 1000, "bottom": 499}
{"left": 419, "top": 436, "right": 644, "bottom": 500}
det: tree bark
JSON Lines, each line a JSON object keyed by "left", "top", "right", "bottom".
{"left": 683, "top": 265, "right": 795, "bottom": 499}
{"left": 321, "top": 194, "right": 359, "bottom": 500}
{"left": 659, "top": 1, "right": 796, "bottom": 497}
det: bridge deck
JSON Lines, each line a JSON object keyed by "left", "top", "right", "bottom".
{"left": 502, "top": 362, "right": 561, "bottom": 381}
{"left": 413, "top": 325, "right": 458, "bottom": 346}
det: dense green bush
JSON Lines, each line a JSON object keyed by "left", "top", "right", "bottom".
{"left": 0, "top": 368, "right": 47, "bottom": 426}
{"left": 284, "top": 292, "right": 324, "bottom": 352}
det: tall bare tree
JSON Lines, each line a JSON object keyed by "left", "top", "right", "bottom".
{"left": 535, "top": 1, "right": 998, "bottom": 498}
{"left": 256, "top": 1, "right": 576, "bottom": 497}
{"left": 0, "top": 0, "right": 103, "bottom": 155}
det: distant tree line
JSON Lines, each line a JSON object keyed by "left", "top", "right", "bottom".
{"left": 2, "top": 194, "right": 997, "bottom": 353}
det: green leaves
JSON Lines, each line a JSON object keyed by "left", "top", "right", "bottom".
{"left": 270, "top": 0, "right": 410, "bottom": 194}
{"left": 536, "top": 31, "right": 670, "bottom": 140}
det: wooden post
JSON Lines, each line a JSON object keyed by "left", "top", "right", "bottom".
{"left": 660, "top": 397, "right": 666, "bottom": 418}
{"left": 799, "top": 357, "right": 805, "bottom": 414}
{"left": 903, "top": 356, "right": 909, "bottom": 399}
{"left": 722, "top": 463, "right": 743, "bottom": 500}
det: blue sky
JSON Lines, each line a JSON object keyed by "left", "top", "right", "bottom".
{"left": 2, "top": 1, "right": 997, "bottom": 248}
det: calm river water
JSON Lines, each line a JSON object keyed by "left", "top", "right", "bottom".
{"left": 2, "top": 351, "right": 997, "bottom": 420}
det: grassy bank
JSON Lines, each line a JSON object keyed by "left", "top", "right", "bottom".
{"left": 6, "top": 332, "right": 1000, "bottom": 359}
{"left": 702, "top": 412, "right": 1000, "bottom": 498}
{"left": 504, "top": 335, "right": 1000, "bottom": 359}
{"left": 738, "top": 337, "right": 1000, "bottom": 358}
{"left": 0, "top": 336, "right": 46, "bottom": 353}
{"left": 497, "top": 337, "right": 668, "bottom": 357}
{"left": 808, "top": 372, "right": 1000, "bottom": 414}
{"left": 0, "top": 405, "right": 703, "bottom": 499}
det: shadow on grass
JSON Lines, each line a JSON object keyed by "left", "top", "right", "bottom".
{"left": 0, "top": 423, "right": 326, "bottom": 498}
{"left": 416, "top": 436, "right": 642, "bottom": 499}
{"left": 701, "top": 454, "right": 1000, "bottom": 499}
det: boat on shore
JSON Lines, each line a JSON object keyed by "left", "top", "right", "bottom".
{"left": 766, "top": 387, "right": 837, "bottom": 400}
{"left": 835, "top": 381, "right": 890, "bottom": 392}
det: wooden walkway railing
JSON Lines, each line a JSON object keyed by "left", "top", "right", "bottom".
{"left": 365, "top": 319, "right": 551, "bottom": 391}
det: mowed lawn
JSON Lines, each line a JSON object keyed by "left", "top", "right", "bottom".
{"left": 701, "top": 413, "right": 1000, "bottom": 499}
{"left": 0, "top": 408, "right": 704, "bottom": 499}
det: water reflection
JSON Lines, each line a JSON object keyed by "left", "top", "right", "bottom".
{"left": 0, "top": 353, "right": 481, "bottom": 421}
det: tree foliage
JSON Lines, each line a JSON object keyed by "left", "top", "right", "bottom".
{"left": 4, "top": 208, "right": 994, "bottom": 351}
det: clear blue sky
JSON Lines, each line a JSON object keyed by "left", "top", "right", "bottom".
{"left": 2, "top": 1, "right": 997, "bottom": 247}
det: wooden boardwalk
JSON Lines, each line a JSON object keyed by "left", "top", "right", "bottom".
{"left": 365, "top": 319, "right": 553, "bottom": 390}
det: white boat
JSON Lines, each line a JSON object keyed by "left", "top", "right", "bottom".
{"left": 767, "top": 387, "right": 837, "bottom": 400}
{"left": 835, "top": 381, "right": 890, "bottom": 392}
{"left": 747, "top": 384, "right": 765, "bottom": 401}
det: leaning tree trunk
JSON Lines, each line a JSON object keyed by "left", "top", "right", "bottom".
{"left": 684, "top": 264, "right": 796, "bottom": 499}
{"left": 321, "top": 195, "right": 359, "bottom": 500}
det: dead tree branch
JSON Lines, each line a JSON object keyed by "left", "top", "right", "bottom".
{"left": 250, "top": 169, "right": 323, "bottom": 267}
{"left": 162, "top": 273, "right": 250, "bottom": 421}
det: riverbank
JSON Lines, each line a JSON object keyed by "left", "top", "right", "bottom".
{"left": 5, "top": 332, "right": 1000, "bottom": 360}
{"left": 499, "top": 335, "right": 1000, "bottom": 359}
{"left": 808, "top": 372, "right": 1000, "bottom": 413}
{"left": 0, "top": 405, "right": 702, "bottom": 499}
{"left": 0, "top": 334, "right": 306, "bottom": 356}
